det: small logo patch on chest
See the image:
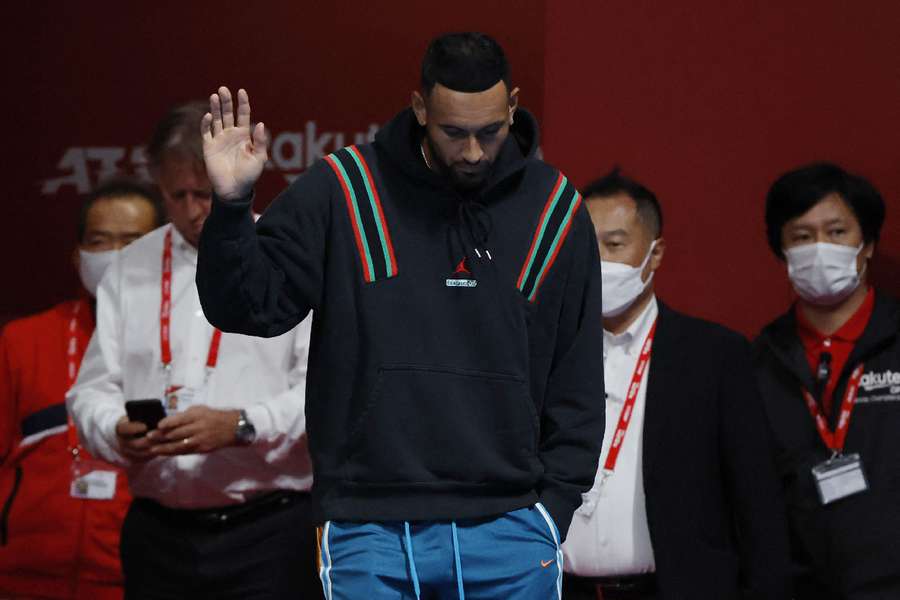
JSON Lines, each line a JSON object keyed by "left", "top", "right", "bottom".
{"left": 855, "top": 369, "right": 900, "bottom": 404}
{"left": 446, "top": 257, "right": 477, "bottom": 287}
{"left": 446, "top": 278, "right": 478, "bottom": 288}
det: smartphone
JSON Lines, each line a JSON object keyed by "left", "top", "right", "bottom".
{"left": 124, "top": 399, "right": 167, "bottom": 431}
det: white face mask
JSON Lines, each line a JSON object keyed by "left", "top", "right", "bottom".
{"left": 784, "top": 242, "right": 864, "bottom": 306}
{"left": 78, "top": 248, "right": 119, "bottom": 297}
{"left": 601, "top": 240, "right": 657, "bottom": 318}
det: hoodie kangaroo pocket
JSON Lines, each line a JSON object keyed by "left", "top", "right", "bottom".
{"left": 344, "top": 364, "right": 540, "bottom": 487}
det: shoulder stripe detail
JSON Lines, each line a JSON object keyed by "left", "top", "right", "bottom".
{"left": 325, "top": 147, "right": 398, "bottom": 282}
{"left": 517, "top": 172, "right": 566, "bottom": 290}
{"left": 528, "top": 191, "right": 582, "bottom": 302}
{"left": 346, "top": 146, "right": 398, "bottom": 278}
{"left": 518, "top": 173, "right": 581, "bottom": 302}
{"left": 324, "top": 153, "right": 375, "bottom": 282}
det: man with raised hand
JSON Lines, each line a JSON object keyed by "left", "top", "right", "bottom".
{"left": 197, "top": 32, "right": 604, "bottom": 599}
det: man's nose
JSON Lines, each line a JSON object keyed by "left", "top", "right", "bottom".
{"left": 187, "top": 193, "right": 212, "bottom": 218}
{"left": 462, "top": 135, "right": 485, "bottom": 164}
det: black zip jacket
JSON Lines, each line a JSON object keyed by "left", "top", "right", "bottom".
{"left": 196, "top": 107, "right": 605, "bottom": 537}
{"left": 753, "top": 290, "right": 900, "bottom": 599}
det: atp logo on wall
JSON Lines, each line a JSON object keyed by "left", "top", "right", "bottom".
{"left": 41, "top": 121, "right": 381, "bottom": 195}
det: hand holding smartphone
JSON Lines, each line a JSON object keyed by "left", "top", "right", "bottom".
{"left": 124, "top": 399, "right": 166, "bottom": 431}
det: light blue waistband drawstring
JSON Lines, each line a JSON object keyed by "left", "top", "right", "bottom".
{"left": 451, "top": 521, "right": 465, "bottom": 600}
{"left": 403, "top": 522, "right": 421, "bottom": 600}
{"left": 403, "top": 521, "right": 465, "bottom": 600}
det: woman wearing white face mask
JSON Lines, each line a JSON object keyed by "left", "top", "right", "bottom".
{"left": 0, "top": 178, "right": 161, "bottom": 600}
{"left": 753, "top": 162, "right": 899, "bottom": 600}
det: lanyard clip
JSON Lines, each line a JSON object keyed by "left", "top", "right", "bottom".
{"left": 598, "top": 469, "right": 613, "bottom": 487}
{"left": 162, "top": 362, "right": 173, "bottom": 396}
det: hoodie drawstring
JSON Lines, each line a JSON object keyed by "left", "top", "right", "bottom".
{"left": 448, "top": 199, "right": 494, "bottom": 273}
{"left": 403, "top": 521, "right": 421, "bottom": 599}
{"left": 458, "top": 200, "right": 493, "bottom": 260}
{"left": 451, "top": 521, "right": 465, "bottom": 599}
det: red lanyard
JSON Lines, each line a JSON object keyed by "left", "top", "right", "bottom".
{"left": 601, "top": 318, "right": 658, "bottom": 482}
{"left": 160, "top": 228, "right": 222, "bottom": 377}
{"left": 802, "top": 363, "right": 864, "bottom": 454}
{"left": 66, "top": 302, "right": 84, "bottom": 457}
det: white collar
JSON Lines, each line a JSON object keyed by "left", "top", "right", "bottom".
{"left": 604, "top": 295, "right": 658, "bottom": 354}
{"left": 168, "top": 224, "right": 198, "bottom": 265}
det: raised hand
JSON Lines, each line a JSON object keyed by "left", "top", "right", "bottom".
{"left": 201, "top": 87, "right": 268, "bottom": 201}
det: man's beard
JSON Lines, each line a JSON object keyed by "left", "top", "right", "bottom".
{"left": 424, "top": 137, "right": 492, "bottom": 192}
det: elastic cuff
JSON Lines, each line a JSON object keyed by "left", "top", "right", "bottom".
{"left": 210, "top": 192, "right": 255, "bottom": 224}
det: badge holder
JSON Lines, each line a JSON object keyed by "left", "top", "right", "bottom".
{"left": 574, "top": 468, "right": 613, "bottom": 518}
{"left": 163, "top": 364, "right": 209, "bottom": 413}
{"left": 69, "top": 448, "right": 117, "bottom": 501}
{"left": 811, "top": 452, "right": 868, "bottom": 505}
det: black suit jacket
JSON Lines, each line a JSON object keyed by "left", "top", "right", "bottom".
{"left": 641, "top": 303, "right": 791, "bottom": 599}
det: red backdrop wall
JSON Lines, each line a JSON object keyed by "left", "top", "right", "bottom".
{"left": 7, "top": 1, "right": 898, "bottom": 338}
{"left": 542, "top": 0, "right": 899, "bottom": 336}
{"left": 6, "top": 1, "right": 545, "bottom": 323}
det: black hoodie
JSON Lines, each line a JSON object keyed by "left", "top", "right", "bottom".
{"left": 753, "top": 290, "right": 900, "bottom": 599}
{"left": 197, "top": 107, "right": 605, "bottom": 537}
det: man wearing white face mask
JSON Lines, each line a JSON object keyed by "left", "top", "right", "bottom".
{"left": 754, "top": 162, "right": 898, "bottom": 600}
{"left": 562, "top": 169, "right": 790, "bottom": 600}
{"left": 0, "top": 178, "right": 161, "bottom": 599}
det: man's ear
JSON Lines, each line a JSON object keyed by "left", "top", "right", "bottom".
{"left": 859, "top": 240, "right": 875, "bottom": 279}
{"left": 648, "top": 237, "right": 666, "bottom": 274}
{"left": 411, "top": 91, "right": 427, "bottom": 127}
{"left": 862, "top": 241, "right": 875, "bottom": 261}
{"left": 508, "top": 86, "right": 520, "bottom": 125}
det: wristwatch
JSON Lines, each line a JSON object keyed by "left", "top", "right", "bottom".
{"left": 234, "top": 409, "right": 256, "bottom": 445}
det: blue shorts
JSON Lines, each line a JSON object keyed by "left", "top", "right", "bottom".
{"left": 318, "top": 503, "right": 563, "bottom": 599}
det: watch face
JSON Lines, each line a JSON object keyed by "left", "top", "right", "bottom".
{"left": 236, "top": 425, "right": 253, "bottom": 444}
{"left": 236, "top": 412, "right": 256, "bottom": 444}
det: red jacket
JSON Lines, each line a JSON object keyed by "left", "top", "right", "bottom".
{"left": 0, "top": 299, "right": 131, "bottom": 600}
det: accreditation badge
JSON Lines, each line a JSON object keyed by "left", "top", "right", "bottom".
{"left": 811, "top": 453, "right": 868, "bottom": 505}
{"left": 165, "top": 385, "right": 206, "bottom": 412}
{"left": 70, "top": 460, "right": 117, "bottom": 500}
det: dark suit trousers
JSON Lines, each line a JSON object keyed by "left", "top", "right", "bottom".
{"left": 120, "top": 492, "right": 322, "bottom": 600}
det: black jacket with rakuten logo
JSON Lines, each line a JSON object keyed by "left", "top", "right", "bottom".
{"left": 752, "top": 290, "right": 900, "bottom": 599}
{"left": 196, "top": 107, "right": 605, "bottom": 537}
